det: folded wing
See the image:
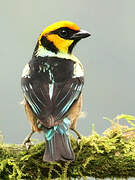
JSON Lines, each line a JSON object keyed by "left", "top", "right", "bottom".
{"left": 21, "top": 76, "right": 84, "bottom": 127}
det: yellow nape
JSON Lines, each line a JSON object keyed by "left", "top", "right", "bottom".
{"left": 41, "top": 21, "right": 80, "bottom": 36}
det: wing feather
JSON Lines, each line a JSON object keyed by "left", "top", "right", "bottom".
{"left": 21, "top": 76, "right": 84, "bottom": 126}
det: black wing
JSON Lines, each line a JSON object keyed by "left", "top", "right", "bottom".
{"left": 21, "top": 76, "right": 84, "bottom": 125}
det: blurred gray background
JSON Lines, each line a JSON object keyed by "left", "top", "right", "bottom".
{"left": 1, "top": 1, "right": 135, "bottom": 179}
{"left": 0, "top": 0, "right": 135, "bottom": 148}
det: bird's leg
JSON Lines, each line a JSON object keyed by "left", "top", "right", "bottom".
{"left": 70, "top": 127, "right": 82, "bottom": 144}
{"left": 23, "top": 129, "right": 35, "bottom": 149}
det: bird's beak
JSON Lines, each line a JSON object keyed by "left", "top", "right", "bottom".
{"left": 71, "top": 29, "right": 91, "bottom": 40}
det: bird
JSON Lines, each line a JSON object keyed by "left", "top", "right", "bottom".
{"left": 21, "top": 21, "right": 90, "bottom": 162}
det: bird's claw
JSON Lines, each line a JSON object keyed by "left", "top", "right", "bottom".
{"left": 77, "top": 137, "right": 81, "bottom": 145}
{"left": 23, "top": 139, "right": 32, "bottom": 150}
{"left": 70, "top": 128, "right": 82, "bottom": 145}
{"left": 23, "top": 130, "right": 35, "bottom": 150}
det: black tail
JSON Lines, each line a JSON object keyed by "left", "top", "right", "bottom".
{"left": 43, "top": 131, "right": 75, "bottom": 162}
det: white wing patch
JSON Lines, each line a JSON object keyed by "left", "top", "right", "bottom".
{"left": 22, "top": 64, "right": 30, "bottom": 78}
{"left": 73, "top": 63, "right": 84, "bottom": 77}
{"left": 49, "top": 84, "right": 54, "bottom": 100}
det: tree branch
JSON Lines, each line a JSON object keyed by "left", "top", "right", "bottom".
{"left": 1, "top": 115, "right": 135, "bottom": 179}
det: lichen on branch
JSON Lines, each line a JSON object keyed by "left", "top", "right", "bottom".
{"left": 1, "top": 114, "right": 135, "bottom": 180}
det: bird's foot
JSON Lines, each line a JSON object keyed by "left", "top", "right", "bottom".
{"left": 70, "top": 128, "right": 82, "bottom": 145}
{"left": 23, "top": 138, "right": 33, "bottom": 150}
{"left": 23, "top": 130, "right": 35, "bottom": 150}
{"left": 77, "top": 136, "right": 82, "bottom": 145}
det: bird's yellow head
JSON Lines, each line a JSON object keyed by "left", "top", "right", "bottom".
{"left": 36, "top": 21, "right": 90, "bottom": 55}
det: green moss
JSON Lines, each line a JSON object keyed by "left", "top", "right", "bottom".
{"left": 1, "top": 114, "right": 135, "bottom": 179}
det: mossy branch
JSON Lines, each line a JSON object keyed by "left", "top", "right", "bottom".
{"left": 1, "top": 115, "right": 135, "bottom": 180}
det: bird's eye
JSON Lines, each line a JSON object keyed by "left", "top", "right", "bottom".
{"left": 59, "top": 29, "right": 68, "bottom": 38}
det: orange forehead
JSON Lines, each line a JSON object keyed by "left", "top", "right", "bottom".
{"left": 40, "top": 21, "right": 80, "bottom": 36}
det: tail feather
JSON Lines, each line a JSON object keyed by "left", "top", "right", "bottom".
{"left": 43, "top": 132, "right": 74, "bottom": 162}
{"left": 42, "top": 117, "right": 75, "bottom": 162}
